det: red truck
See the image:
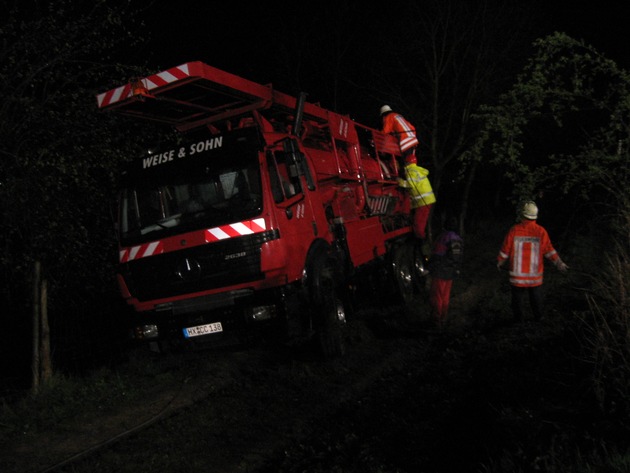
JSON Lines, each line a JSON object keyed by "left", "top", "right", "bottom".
{"left": 97, "top": 61, "right": 426, "bottom": 358}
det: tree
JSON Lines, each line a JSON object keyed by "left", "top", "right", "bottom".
{"left": 465, "top": 32, "right": 630, "bottom": 228}
{"left": 0, "top": 0, "right": 149, "bottom": 375}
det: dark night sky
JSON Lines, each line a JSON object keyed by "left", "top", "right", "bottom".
{"left": 134, "top": 0, "right": 630, "bottom": 124}
{"left": 141, "top": 1, "right": 630, "bottom": 69}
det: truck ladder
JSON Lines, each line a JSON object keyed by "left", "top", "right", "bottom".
{"left": 96, "top": 61, "right": 330, "bottom": 132}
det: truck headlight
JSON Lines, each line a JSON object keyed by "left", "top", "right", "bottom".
{"left": 251, "top": 305, "right": 276, "bottom": 321}
{"left": 135, "top": 324, "right": 159, "bottom": 339}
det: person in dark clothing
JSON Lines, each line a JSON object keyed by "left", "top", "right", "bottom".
{"left": 428, "top": 216, "right": 463, "bottom": 327}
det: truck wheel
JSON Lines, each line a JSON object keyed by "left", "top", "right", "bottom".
{"left": 392, "top": 242, "right": 416, "bottom": 305}
{"left": 310, "top": 252, "right": 346, "bottom": 359}
{"left": 317, "top": 288, "right": 347, "bottom": 359}
{"left": 412, "top": 245, "right": 429, "bottom": 292}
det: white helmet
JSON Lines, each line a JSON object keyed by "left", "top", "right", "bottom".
{"left": 380, "top": 105, "right": 393, "bottom": 115}
{"left": 521, "top": 201, "right": 538, "bottom": 220}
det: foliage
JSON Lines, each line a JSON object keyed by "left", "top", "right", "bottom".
{"left": 577, "top": 193, "right": 630, "bottom": 425}
{"left": 0, "top": 1, "right": 148, "bottom": 318}
{"left": 466, "top": 32, "right": 630, "bottom": 210}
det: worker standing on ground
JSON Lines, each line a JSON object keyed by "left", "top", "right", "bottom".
{"left": 496, "top": 201, "right": 569, "bottom": 322}
{"left": 428, "top": 216, "right": 464, "bottom": 328}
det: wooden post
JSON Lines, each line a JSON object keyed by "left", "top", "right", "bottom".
{"left": 31, "top": 261, "right": 41, "bottom": 393}
{"left": 40, "top": 278, "right": 53, "bottom": 383}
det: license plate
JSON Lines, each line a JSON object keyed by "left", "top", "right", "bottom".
{"left": 183, "top": 322, "right": 223, "bottom": 338}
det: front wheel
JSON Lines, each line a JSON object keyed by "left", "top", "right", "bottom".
{"left": 309, "top": 250, "right": 347, "bottom": 359}
{"left": 317, "top": 291, "right": 347, "bottom": 359}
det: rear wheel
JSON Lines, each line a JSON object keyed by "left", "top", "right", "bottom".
{"left": 392, "top": 242, "right": 415, "bottom": 305}
{"left": 412, "top": 244, "right": 430, "bottom": 290}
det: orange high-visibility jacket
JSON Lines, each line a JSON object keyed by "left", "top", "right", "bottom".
{"left": 497, "top": 219, "right": 560, "bottom": 287}
{"left": 382, "top": 113, "right": 419, "bottom": 153}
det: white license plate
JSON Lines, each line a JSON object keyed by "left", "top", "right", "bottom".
{"left": 183, "top": 322, "right": 223, "bottom": 338}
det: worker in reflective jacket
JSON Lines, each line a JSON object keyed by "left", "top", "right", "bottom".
{"left": 398, "top": 155, "right": 436, "bottom": 241}
{"left": 380, "top": 105, "right": 419, "bottom": 160}
{"left": 497, "top": 201, "right": 568, "bottom": 321}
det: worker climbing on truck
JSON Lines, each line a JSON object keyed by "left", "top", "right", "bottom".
{"left": 380, "top": 105, "right": 419, "bottom": 161}
{"left": 396, "top": 154, "right": 436, "bottom": 281}
{"left": 398, "top": 154, "right": 436, "bottom": 241}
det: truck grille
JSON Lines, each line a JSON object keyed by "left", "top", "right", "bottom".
{"left": 122, "top": 230, "right": 279, "bottom": 301}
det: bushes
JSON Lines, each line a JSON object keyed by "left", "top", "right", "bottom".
{"left": 579, "top": 213, "right": 630, "bottom": 425}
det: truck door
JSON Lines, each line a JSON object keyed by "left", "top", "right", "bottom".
{"left": 266, "top": 147, "right": 319, "bottom": 280}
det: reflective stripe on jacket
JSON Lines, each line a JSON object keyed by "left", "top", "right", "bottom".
{"left": 497, "top": 219, "right": 559, "bottom": 287}
{"left": 399, "top": 163, "right": 436, "bottom": 209}
{"left": 382, "top": 113, "right": 419, "bottom": 152}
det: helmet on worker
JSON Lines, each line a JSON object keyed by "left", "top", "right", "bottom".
{"left": 521, "top": 201, "right": 538, "bottom": 220}
{"left": 380, "top": 105, "right": 393, "bottom": 115}
{"left": 404, "top": 154, "right": 417, "bottom": 164}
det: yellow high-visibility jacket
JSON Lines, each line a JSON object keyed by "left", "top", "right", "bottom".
{"left": 398, "top": 163, "right": 436, "bottom": 209}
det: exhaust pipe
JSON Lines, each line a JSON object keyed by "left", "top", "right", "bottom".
{"left": 292, "top": 92, "right": 307, "bottom": 136}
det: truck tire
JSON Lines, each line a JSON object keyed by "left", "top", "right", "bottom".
{"left": 317, "top": 286, "right": 346, "bottom": 359}
{"left": 412, "top": 244, "right": 429, "bottom": 293}
{"left": 309, "top": 250, "right": 347, "bottom": 359}
{"left": 391, "top": 241, "right": 417, "bottom": 305}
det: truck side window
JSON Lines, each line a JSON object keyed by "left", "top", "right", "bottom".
{"left": 267, "top": 150, "right": 302, "bottom": 203}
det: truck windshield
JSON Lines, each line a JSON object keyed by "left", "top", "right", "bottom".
{"left": 119, "top": 161, "right": 262, "bottom": 241}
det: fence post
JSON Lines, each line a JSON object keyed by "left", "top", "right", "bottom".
{"left": 31, "top": 261, "right": 41, "bottom": 394}
{"left": 40, "top": 277, "right": 52, "bottom": 383}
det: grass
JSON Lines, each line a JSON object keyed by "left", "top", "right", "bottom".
{"left": 0, "top": 348, "right": 185, "bottom": 444}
